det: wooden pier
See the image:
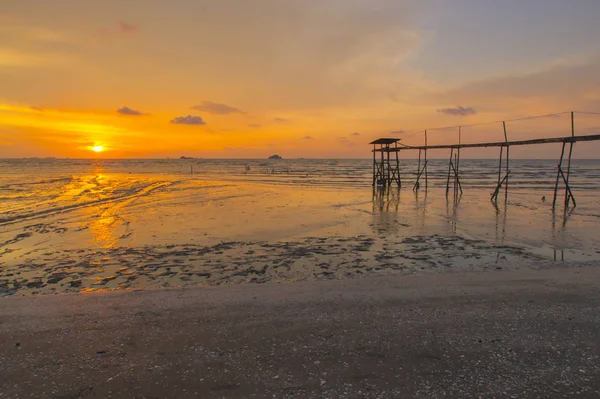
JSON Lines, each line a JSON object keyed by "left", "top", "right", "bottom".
{"left": 370, "top": 138, "right": 402, "bottom": 187}
{"left": 371, "top": 111, "right": 600, "bottom": 211}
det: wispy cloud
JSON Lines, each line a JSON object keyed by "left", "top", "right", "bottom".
{"left": 248, "top": 124, "right": 261, "bottom": 128}
{"left": 117, "top": 106, "right": 144, "bottom": 116}
{"left": 170, "top": 115, "right": 206, "bottom": 125}
{"left": 119, "top": 21, "right": 138, "bottom": 35}
{"left": 437, "top": 106, "right": 477, "bottom": 116}
{"left": 274, "top": 117, "right": 291, "bottom": 123}
{"left": 351, "top": 132, "right": 360, "bottom": 136}
{"left": 0, "top": 24, "right": 72, "bottom": 43}
{"left": 191, "top": 101, "right": 243, "bottom": 115}
{"left": 0, "top": 47, "right": 74, "bottom": 68}
{"left": 389, "top": 130, "right": 405, "bottom": 136}
{"left": 302, "top": 135, "right": 314, "bottom": 140}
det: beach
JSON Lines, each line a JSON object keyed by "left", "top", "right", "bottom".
{"left": 2, "top": 159, "right": 600, "bottom": 296}
{"left": 1, "top": 266, "right": 599, "bottom": 398}
{"left": 4, "top": 0, "right": 600, "bottom": 396}
{"left": 1, "top": 158, "right": 600, "bottom": 397}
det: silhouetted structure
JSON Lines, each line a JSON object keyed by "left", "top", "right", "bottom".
{"left": 370, "top": 111, "right": 600, "bottom": 212}
{"left": 370, "top": 138, "right": 401, "bottom": 187}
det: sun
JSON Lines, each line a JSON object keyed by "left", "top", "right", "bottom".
{"left": 91, "top": 145, "right": 104, "bottom": 153}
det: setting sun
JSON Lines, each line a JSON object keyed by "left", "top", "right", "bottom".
{"left": 91, "top": 145, "right": 104, "bottom": 153}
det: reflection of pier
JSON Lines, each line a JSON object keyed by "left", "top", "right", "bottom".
{"left": 372, "top": 187, "right": 400, "bottom": 234}
{"left": 370, "top": 111, "right": 600, "bottom": 212}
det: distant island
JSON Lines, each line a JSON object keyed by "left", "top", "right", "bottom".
{"left": 268, "top": 154, "right": 282, "bottom": 160}
{"left": 180, "top": 156, "right": 195, "bottom": 160}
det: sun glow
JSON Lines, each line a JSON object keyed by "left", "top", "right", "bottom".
{"left": 91, "top": 145, "right": 104, "bottom": 153}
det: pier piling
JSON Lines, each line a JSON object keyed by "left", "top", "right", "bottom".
{"left": 371, "top": 111, "right": 597, "bottom": 212}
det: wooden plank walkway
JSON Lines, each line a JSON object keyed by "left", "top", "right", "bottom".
{"left": 373, "top": 133, "right": 600, "bottom": 152}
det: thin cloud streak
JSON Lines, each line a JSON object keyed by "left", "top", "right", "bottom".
{"left": 437, "top": 106, "right": 477, "bottom": 116}
{"left": 191, "top": 101, "right": 243, "bottom": 115}
{"left": 170, "top": 115, "right": 206, "bottom": 125}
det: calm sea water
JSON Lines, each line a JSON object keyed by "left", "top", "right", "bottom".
{"left": 2, "top": 157, "right": 599, "bottom": 225}
{"left": 2, "top": 158, "right": 600, "bottom": 190}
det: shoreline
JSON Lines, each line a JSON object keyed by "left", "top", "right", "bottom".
{"left": 2, "top": 265, "right": 599, "bottom": 397}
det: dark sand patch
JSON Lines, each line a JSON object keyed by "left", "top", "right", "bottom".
{"left": 0, "top": 234, "right": 558, "bottom": 296}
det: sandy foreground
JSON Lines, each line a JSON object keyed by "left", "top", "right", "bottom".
{"left": 1, "top": 266, "right": 599, "bottom": 398}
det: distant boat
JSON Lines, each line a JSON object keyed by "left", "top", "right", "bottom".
{"left": 268, "top": 154, "right": 282, "bottom": 160}
{"left": 180, "top": 156, "right": 195, "bottom": 160}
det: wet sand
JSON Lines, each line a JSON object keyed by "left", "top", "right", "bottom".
{"left": 1, "top": 265, "right": 599, "bottom": 398}
{"left": 3, "top": 176, "right": 600, "bottom": 296}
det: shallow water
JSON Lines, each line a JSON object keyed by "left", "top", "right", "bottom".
{"left": 1, "top": 158, "right": 599, "bottom": 295}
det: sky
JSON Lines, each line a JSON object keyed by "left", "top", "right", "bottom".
{"left": 1, "top": 0, "right": 600, "bottom": 158}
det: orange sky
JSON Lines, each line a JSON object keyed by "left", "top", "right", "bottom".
{"left": 1, "top": 1, "right": 600, "bottom": 158}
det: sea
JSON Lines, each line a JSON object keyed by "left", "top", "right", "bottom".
{"left": 1, "top": 158, "right": 599, "bottom": 296}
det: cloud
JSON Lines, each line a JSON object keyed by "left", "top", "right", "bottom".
{"left": 430, "top": 56, "right": 600, "bottom": 113}
{"left": 302, "top": 135, "right": 314, "bottom": 140}
{"left": 119, "top": 21, "right": 137, "bottom": 34}
{"left": 248, "top": 124, "right": 261, "bottom": 128}
{"left": 274, "top": 117, "right": 291, "bottom": 123}
{"left": 351, "top": 132, "right": 360, "bottom": 136}
{"left": 0, "top": 48, "right": 74, "bottom": 68}
{"left": 170, "top": 115, "right": 206, "bottom": 125}
{"left": 117, "top": 106, "right": 144, "bottom": 116}
{"left": 437, "top": 106, "right": 477, "bottom": 116}
{"left": 191, "top": 101, "right": 243, "bottom": 115}
{"left": 0, "top": 24, "right": 71, "bottom": 44}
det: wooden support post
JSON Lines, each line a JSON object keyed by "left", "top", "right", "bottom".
{"left": 564, "top": 141, "right": 574, "bottom": 207}
{"left": 446, "top": 147, "right": 454, "bottom": 197}
{"left": 497, "top": 146, "right": 503, "bottom": 191}
{"left": 559, "top": 167, "right": 576, "bottom": 208}
{"left": 492, "top": 172, "right": 511, "bottom": 202}
{"left": 372, "top": 144, "right": 376, "bottom": 186}
{"left": 552, "top": 142, "right": 566, "bottom": 209}
{"left": 564, "top": 112, "right": 576, "bottom": 207}
{"left": 380, "top": 144, "right": 384, "bottom": 186}
{"left": 505, "top": 145, "right": 510, "bottom": 198}
{"left": 424, "top": 130, "right": 428, "bottom": 190}
{"left": 414, "top": 149, "right": 422, "bottom": 191}
{"left": 492, "top": 145, "right": 509, "bottom": 203}
{"left": 386, "top": 145, "right": 390, "bottom": 186}
{"left": 454, "top": 152, "right": 458, "bottom": 200}
{"left": 454, "top": 148, "right": 463, "bottom": 198}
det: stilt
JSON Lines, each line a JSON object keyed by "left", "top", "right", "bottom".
{"left": 413, "top": 147, "right": 428, "bottom": 191}
{"left": 496, "top": 146, "right": 503, "bottom": 191}
{"left": 372, "top": 143, "right": 376, "bottom": 186}
{"left": 413, "top": 149, "right": 422, "bottom": 191}
{"left": 491, "top": 145, "right": 510, "bottom": 202}
{"left": 552, "top": 139, "right": 576, "bottom": 210}
{"left": 564, "top": 112, "right": 576, "bottom": 207}
{"left": 395, "top": 148, "right": 401, "bottom": 188}
{"left": 445, "top": 147, "right": 463, "bottom": 200}
{"left": 446, "top": 147, "right": 454, "bottom": 197}
{"left": 505, "top": 145, "right": 510, "bottom": 199}
{"left": 552, "top": 142, "right": 565, "bottom": 208}
{"left": 424, "top": 130, "right": 428, "bottom": 190}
